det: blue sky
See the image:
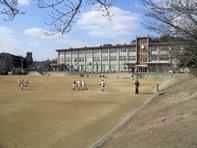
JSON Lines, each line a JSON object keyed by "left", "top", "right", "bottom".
{"left": 0, "top": 0, "right": 156, "bottom": 61}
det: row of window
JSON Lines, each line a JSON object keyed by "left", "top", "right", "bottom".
{"left": 80, "top": 64, "right": 129, "bottom": 71}
{"left": 139, "top": 49, "right": 147, "bottom": 53}
{"left": 62, "top": 48, "right": 136, "bottom": 55}
{"left": 128, "top": 57, "right": 136, "bottom": 61}
{"left": 139, "top": 58, "right": 147, "bottom": 62}
{"left": 150, "top": 46, "right": 171, "bottom": 52}
{"left": 60, "top": 46, "right": 173, "bottom": 57}
{"left": 82, "top": 64, "right": 119, "bottom": 71}
{"left": 63, "top": 57, "right": 170, "bottom": 63}
{"left": 63, "top": 56, "right": 137, "bottom": 63}
{"left": 150, "top": 55, "right": 170, "bottom": 61}
{"left": 128, "top": 48, "right": 136, "bottom": 52}
{"left": 62, "top": 55, "right": 169, "bottom": 63}
{"left": 59, "top": 60, "right": 135, "bottom": 71}
{"left": 119, "top": 56, "right": 127, "bottom": 61}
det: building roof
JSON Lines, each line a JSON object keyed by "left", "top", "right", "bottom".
{"left": 0, "top": 52, "right": 24, "bottom": 59}
{"left": 56, "top": 43, "right": 136, "bottom": 52}
{"left": 56, "top": 37, "right": 181, "bottom": 52}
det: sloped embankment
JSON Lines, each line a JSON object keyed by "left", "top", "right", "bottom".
{"left": 102, "top": 76, "right": 197, "bottom": 148}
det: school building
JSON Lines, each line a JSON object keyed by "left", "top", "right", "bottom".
{"left": 0, "top": 52, "right": 33, "bottom": 74}
{"left": 56, "top": 36, "right": 181, "bottom": 73}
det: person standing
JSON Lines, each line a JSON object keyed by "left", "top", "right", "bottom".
{"left": 77, "top": 79, "right": 81, "bottom": 90}
{"left": 17, "top": 77, "right": 21, "bottom": 87}
{"left": 134, "top": 79, "right": 140, "bottom": 94}
{"left": 81, "top": 80, "right": 85, "bottom": 90}
{"left": 72, "top": 79, "right": 76, "bottom": 90}
{"left": 100, "top": 79, "right": 105, "bottom": 92}
{"left": 20, "top": 79, "right": 25, "bottom": 91}
{"left": 81, "top": 80, "right": 88, "bottom": 90}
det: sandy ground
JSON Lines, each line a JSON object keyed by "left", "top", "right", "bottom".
{"left": 102, "top": 75, "right": 197, "bottom": 148}
{"left": 0, "top": 74, "right": 165, "bottom": 148}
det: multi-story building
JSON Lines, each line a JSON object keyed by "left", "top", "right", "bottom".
{"left": 56, "top": 36, "right": 180, "bottom": 73}
{"left": 0, "top": 52, "right": 33, "bottom": 74}
{"left": 25, "top": 52, "right": 33, "bottom": 70}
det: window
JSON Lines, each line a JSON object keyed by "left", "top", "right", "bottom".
{"left": 138, "top": 39, "right": 147, "bottom": 45}
{"left": 120, "top": 48, "right": 127, "bottom": 53}
{"left": 150, "top": 46, "right": 159, "bottom": 52}
{"left": 151, "top": 55, "right": 158, "bottom": 61}
{"left": 72, "top": 51, "right": 78, "bottom": 55}
{"left": 66, "top": 58, "right": 70, "bottom": 62}
{"left": 78, "top": 57, "right": 84, "bottom": 62}
{"left": 110, "top": 56, "right": 117, "bottom": 61}
{"left": 119, "top": 56, "right": 127, "bottom": 61}
{"left": 110, "top": 65, "right": 117, "bottom": 71}
{"left": 110, "top": 49, "right": 117, "bottom": 53}
{"left": 59, "top": 52, "right": 64, "bottom": 56}
{"left": 94, "top": 57, "right": 100, "bottom": 62}
{"left": 102, "top": 49, "right": 108, "bottom": 53}
{"left": 66, "top": 51, "right": 71, "bottom": 55}
{"left": 102, "top": 56, "right": 108, "bottom": 61}
{"left": 159, "top": 55, "right": 169, "bottom": 60}
{"left": 102, "top": 65, "right": 107, "bottom": 71}
{"left": 128, "top": 56, "right": 136, "bottom": 61}
{"left": 128, "top": 48, "right": 136, "bottom": 52}
{"left": 60, "top": 58, "right": 64, "bottom": 63}
{"left": 73, "top": 57, "right": 78, "bottom": 62}
{"left": 140, "top": 58, "right": 147, "bottom": 62}
{"left": 160, "top": 47, "right": 169, "bottom": 52}
{"left": 79, "top": 50, "right": 85, "bottom": 54}
{"left": 139, "top": 48, "right": 147, "bottom": 53}
{"left": 86, "top": 50, "right": 93, "bottom": 54}
{"left": 94, "top": 50, "right": 100, "bottom": 54}
{"left": 86, "top": 57, "right": 93, "bottom": 62}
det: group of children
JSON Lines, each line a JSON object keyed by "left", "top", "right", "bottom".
{"left": 72, "top": 79, "right": 106, "bottom": 92}
{"left": 72, "top": 79, "right": 88, "bottom": 90}
{"left": 17, "top": 77, "right": 29, "bottom": 90}
{"left": 16, "top": 75, "right": 139, "bottom": 93}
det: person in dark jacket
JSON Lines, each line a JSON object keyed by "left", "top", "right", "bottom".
{"left": 134, "top": 79, "right": 140, "bottom": 94}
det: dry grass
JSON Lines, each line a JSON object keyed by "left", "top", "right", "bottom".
{"left": 103, "top": 76, "right": 197, "bottom": 148}
{"left": 0, "top": 75, "right": 164, "bottom": 148}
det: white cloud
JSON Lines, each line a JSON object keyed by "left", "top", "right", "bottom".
{"left": 77, "top": 6, "right": 141, "bottom": 38}
{"left": 24, "top": 28, "right": 47, "bottom": 38}
{"left": 0, "top": 26, "right": 22, "bottom": 54}
{"left": 24, "top": 27, "right": 88, "bottom": 48}
{"left": 18, "top": 0, "right": 30, "bottom": 5}
{"left": 24, "top": 27, "right": 68, "bottom": 39}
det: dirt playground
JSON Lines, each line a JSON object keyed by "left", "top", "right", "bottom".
{"left": 0, "top": 74, "right": 165, "bottom": 148}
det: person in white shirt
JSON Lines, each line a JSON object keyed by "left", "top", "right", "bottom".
{"left": 100, "top": 79, "right": 105, "bottom": 92}
{"left": 77, "top": 79, "right": 82, "bottom": 90}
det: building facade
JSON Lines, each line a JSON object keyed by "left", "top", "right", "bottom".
{"left": 0, "top": 52, "right": 33, "bottom": 74}
{"left": 56, "top": 36, "right": 179, "bottom": 73}
{"left": 25, "top": 52, "right": 33, "bottom": 70}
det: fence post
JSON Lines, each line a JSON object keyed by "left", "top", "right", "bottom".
{"left": 157, "top": 84, "right": 159, "bottom": 92}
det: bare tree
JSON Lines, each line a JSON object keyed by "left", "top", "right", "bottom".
{"left": 143, "top": 0, "right": 197, "bottom": 75}
{"left": 0, "top": 0, "right": 26, "bottom": 21}
{"left": 0, "top": 0, "right": 111, "bottom": 33}
{"left": 143, "top": 0, "right": 197, "bottom": 38}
